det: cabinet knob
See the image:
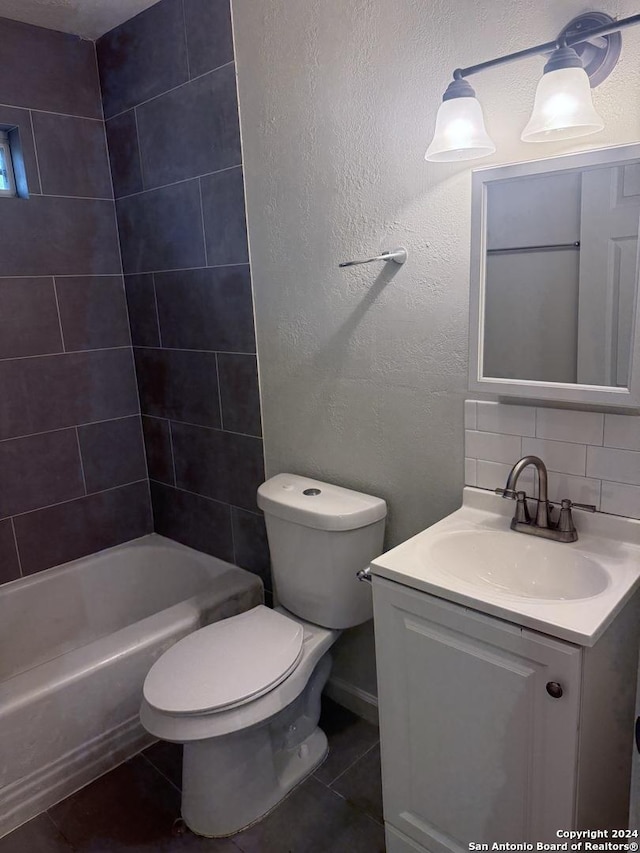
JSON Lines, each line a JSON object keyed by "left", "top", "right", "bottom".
{"left": 546, "top": 681, "right": 563, "bottom": 699}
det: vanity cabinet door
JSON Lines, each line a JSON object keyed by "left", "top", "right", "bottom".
{"left": 373, "top": 578, "right": 582, "bottom": 853}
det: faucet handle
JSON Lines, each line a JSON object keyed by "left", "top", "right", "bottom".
{"left": 513, "top": 490, "right": 530, "bottom": 523}
{"left": 495, "top": 487, "right": 518, "bottom": 499}
{"left": 557, "top": 498, "right": 597, "bottom": 536}
{"left": 561, "top": 498, "right": 596, "bottom": 513}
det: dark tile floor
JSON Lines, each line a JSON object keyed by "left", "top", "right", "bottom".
{"left": 0, "top": 698, "right": 385, "bottom": 853}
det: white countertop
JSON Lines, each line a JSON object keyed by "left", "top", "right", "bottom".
{"left": 370, "top": 487, "right": 640, "bottom": 647}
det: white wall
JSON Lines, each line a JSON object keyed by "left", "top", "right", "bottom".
{"left": 232, "top": 0, "right": 640, "bottom": 705}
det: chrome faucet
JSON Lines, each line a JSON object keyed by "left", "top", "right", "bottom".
{"left": 496, "top": 455, "right": 596, "bottom": 543}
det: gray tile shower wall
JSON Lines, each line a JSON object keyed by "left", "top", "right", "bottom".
{"left": 97, "top": 0, "right": 270, "bottom": 587}
{"left": 0, "top": 16, "right": 152, "bottom": 585}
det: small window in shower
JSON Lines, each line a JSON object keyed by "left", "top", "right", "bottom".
{"left": 0, "top": 131, "right": 17, "bottom": 197}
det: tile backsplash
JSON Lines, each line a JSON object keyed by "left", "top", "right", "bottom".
{"left": 465, "top": 400, "right": 640, "bottom": 520}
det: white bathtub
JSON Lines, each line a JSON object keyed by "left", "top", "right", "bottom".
{"left": 0, "top": 533, "right": 263, "bottom": 837}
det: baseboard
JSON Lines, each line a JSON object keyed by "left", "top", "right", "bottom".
{"left": 324, "top": 676, "right": 379, "bottom": 726}
{"left": 0, "top": 716, "right": 154, "bottom": 839}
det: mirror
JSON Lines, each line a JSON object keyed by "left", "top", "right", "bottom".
{"left": 469, "top": 143, "right": 640, "bottom": 407}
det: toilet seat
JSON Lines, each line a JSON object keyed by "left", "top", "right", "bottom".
{"left": 143, "top": 606, "right": 304, "bottom": 716}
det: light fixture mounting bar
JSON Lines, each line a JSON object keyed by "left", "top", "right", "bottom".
{"left": 453, "top": 11, "right": 640, "bottom": 80}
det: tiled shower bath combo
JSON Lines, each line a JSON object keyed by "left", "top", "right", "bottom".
{"left": 0, "top": 0, "right": 276, "bottom": 843}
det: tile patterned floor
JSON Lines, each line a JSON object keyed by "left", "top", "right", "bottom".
{"left": 0, "top": 699, "right": 385, "bottom": 852}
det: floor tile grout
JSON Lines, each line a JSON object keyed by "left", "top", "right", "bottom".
{"left": 314, "top": 774, "right": 385, "bottom": 829}
{"left": 139, "top": 750, "right": 182, "bottom": 795}
{"left": 325, "top": 736, "right": 380, "bottom": 788}
{"left": 44, "top": 807, "right": 77, "bottom": 851}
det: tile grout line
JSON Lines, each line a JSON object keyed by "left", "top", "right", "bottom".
{"left": 167, "top": 421, "right": 178, "bottom": 487}
{"left": 139, "top": 751, "right": 182, "bottom": 795}
{"left": 181, "top": 0, "right": 191, "bottom": 80}
{"left": 134, "top": 346, "right": 257, "bottom": 356}
{"left": 135, "top": 414, "right": 151, "bottom": 491}
{"left": 0, "top": 101, "right": 104, "bottom": 123}
{"left": 115, "top": 162, "right": 242, "bottom": 202}
{"left": 28, "top": 109, "right": 44, "bottom": 193}
{"left": 151, "top": 273, "right": 163, "bottom": 347}
{"left": 146, "top": 476, "right": 155, "bottom": 532}
{"left": 470, "top": 425, "right": 631, "bottom": 450}
{"left": 9, "top": 518, "right": 23, "bottom": 577}
{"left": 119, "top": 278, "right": 134, "bottom": 350}
{"left": 0, "top": 273, "right": 128, "bottom": 280}
{"left": 0, "top": 413, "right": 261, "bottom": 448}
{"left": 0, "top": 345, "right": 131, "bottom": 363}
{"left": 150, "top": 414, "right": 261, "bottom": 440}
{"left": 215, "top": 353, "right": 225, "bottom": 430}
{"left": 149, "top": 478, "right": 258, "bottom": 515}
{"left": 230, "top": 501, "right": 237, "bottom": 565}
{"left": 35, "top": 192, "right": 115, "bottom": 201}
{"left": 75, "top": 427, "right": 88, "bottom": 495}
{"left": 104, "top": 61, "right": 235, "bottom": 123}
{"left": 51, "top": 277, "right": 66, "bottom": 352}
{"left": 134, "top": 259, "right": 248, "bottom": 273}
{"left": 324, "top": 784, "right": 385, "bottom": 828}
{"left": 326, "top": 738, "right": 380, "bottom": 788}
{"left": 149, "top": 469, "right": 263, "bottom": 519}
{"left": 43, "top": 809, "right": 76, "bottom": 848}
{"left": 198, "top": 176, "right": 209, "bottom": 266}
{"left": 133, "top": 105, "right": 146, "bottom": 191}
{"left": 0, "top": 262, "right": 250, "bottom": 281}
{"left": 0, "top": 414, "right": 139, "bottom": 446}
{"left": 0, "top": 478, "right": 147, "bottom": 524}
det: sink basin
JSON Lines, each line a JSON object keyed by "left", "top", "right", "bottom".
{"left": 425, "top": 529, "right": 609, "bottom": 601}
{"left": 370, "top": 487, "right": 640, "bottom": 646}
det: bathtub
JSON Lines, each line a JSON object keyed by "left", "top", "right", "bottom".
{"left": 0, "top": 533, "right": 263, "bottom": 837}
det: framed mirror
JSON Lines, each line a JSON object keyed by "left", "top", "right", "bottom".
{"left": 469, "top": 143, "right": 640, "bottom": 407}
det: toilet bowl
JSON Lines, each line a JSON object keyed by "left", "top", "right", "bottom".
{"left": 140, "top": 474, "right": 386, "bottom": 838}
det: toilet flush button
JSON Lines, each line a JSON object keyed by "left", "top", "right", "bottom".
{"left": 303, "top": 488, "right": 321, "bottom": 496}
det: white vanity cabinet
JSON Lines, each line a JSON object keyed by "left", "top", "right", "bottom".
{"left": 373, "top": 576, "right": 640, "bottom": 853}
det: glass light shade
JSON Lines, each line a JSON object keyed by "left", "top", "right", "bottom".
{"left": 521, "top": 66, "right": 604, "bottom": 142}
{"left": 425, "top": 97, "right": 495, "bottom": 162}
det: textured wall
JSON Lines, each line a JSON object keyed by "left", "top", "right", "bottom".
{"left": 232, "top": 0, "right": 640, "bottom": 698}
{"left": 0, "top": 16, "right": 151, "bottom": 585}
{"left": 98, "top": 0, "right": 270, "bottom": 590}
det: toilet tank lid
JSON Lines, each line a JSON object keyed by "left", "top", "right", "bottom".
{"left": 257, "top": 473, "right": 387, "bottom": 531}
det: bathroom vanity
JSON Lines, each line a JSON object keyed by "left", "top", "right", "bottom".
{"left": 370, "top": 488, "right": 640, "bottom": 852}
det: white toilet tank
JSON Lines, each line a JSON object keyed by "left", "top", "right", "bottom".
{"left": 257, "top": 474, "right": 387, "bottom": 629}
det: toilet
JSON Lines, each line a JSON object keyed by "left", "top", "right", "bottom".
{"left": 140, "top": 473, "right": 387, "bottom": 838}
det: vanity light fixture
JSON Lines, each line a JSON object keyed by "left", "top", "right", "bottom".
{"left": 424, "top": 77, "right": 495, "bottom": 162}
{"left": 521, "top": 45, "right": 604, "bottom": 142}
{"left": 425, "top": 11, "right": 639, "bottom": 162}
